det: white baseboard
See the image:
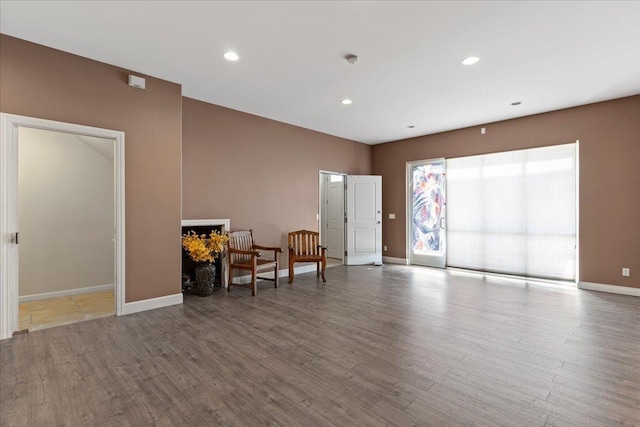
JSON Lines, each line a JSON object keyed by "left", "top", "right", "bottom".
{"left": 19, "top": 283, "right": 114, "bottom": 303}
{"left": 578, "top": 281, "right": 640, "bottom": 297}
{"left": 232, "top": 264, "right": 318, "bottom": 285}
{"left": 382, "top": 256, "right": 409, "bottom": 265}
{"left": 123, "top": 293, "right": 183, "bottom": 315}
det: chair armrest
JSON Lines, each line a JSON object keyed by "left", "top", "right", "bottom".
{"left": 228, "top": 248, "right": 260, "bottom": 257}
{"left": 254, "top": 244, "right": 283, "bottom": 253}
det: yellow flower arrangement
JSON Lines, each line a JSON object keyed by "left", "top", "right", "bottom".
{"left": 181, "top": 230, "right": 229, "bottom": 263}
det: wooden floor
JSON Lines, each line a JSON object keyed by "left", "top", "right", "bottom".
{"left": 1, "top": 265, "right": 639, "bottom": 426}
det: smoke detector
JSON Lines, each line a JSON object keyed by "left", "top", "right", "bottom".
{"left": 346, "top": 55, "right": 359, "bottom": 65}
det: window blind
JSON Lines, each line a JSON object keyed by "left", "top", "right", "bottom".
{"left": 446, "top": 143, "right": 576, "bottom": 281}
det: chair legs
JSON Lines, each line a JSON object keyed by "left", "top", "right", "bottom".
{"left": 288, "top": 260, "right": 327, "bottom": 284}
{"left": 316, "top": 260, "right": 326, "bottom": 282}
{"left": 227, "top": 266, "right": 279, "bottom": 296}
{"left": 289, "top": 257, "right": 295, "bottom": 284}
{"left": 251, "top": 266, "right": 257, "bottom": 296}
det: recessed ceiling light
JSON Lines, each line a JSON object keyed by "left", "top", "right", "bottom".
{"left": 341, "top": 99, "right": 353, "bottom": 105}
{"left": 461, "top": 56, "right": 480, "bottom": 65}
{"left": 223, "top": 51, "right": 239, "bottom": 61}
{"left": 511, "top": 101, "right": 522, "bottom": 106}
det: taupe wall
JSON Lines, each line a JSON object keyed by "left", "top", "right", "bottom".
{"left": 372, "top": 96, "right": 640, "bottom": 288}
{"left": 182, "top": 97, "right": 371, "bottom": 265}
{"left": 3, "top": 34, "right": 636, "bottom": 295}
{"left": 1, "top": 35, "right": 183, "bottom": 302}
{"left": 18, "top": 127, "right": 114, "bottom": 296}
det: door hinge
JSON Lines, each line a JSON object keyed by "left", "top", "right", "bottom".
{"left": 344, "top": 218, "right": 347, "bottom": 223}
{"left": 14, "top": 232, "right": 19, "bottom": 244}
{"left": 345, "top": 251, "right": 347, "bottom": 256}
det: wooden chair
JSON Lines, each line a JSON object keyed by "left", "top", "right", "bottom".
{"left": 227, "top": 230, "right": 282, "bottom": 296}
{"left": 288, "top": 230, "right": 326, "bottom": 284}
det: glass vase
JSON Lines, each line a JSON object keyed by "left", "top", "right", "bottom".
{"left": 194, "top": 263, "right": 216, "bottom": 296}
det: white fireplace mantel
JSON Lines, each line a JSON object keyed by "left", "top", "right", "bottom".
{"left": 181, "top": 219, "right": 230, "bottom": 287}
{"left": 182, "top": 219, "right": 230, "bottom": 230}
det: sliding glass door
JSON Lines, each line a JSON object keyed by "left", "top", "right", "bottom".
{"left": 446, "top": 143, "right": 577, "bottom": 280}
{"left": 408, "top": 159, "right": 446, "bottom": 268}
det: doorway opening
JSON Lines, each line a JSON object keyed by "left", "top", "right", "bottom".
{"left": 19, "top": 127, "right": 115, "bottom": 331}
{"left": 319, "top": 171, "right": 345, "bottom": 267}
{"left": 0, "top": 114, "right": 125, "bottom": 340}
{"left": 319, "top": 172, "right": 383, "bottom": 267}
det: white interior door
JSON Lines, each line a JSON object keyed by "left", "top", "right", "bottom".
{"left": 327, "top": 176, "right": 345, "bottom": 259}
{"left": 0, "top": 144, "right": 19, "bottom": 340}
{"left": 408, "top": 159, "right": 446, "bottom": 268}
{"left": 346, "top": 175, "right": 382, "bottom": 265}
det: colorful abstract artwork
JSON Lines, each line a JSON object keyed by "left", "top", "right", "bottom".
{"left": 412, "top": 162, "right": 445, "bottom": 255}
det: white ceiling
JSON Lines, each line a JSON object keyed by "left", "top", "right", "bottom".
{"left": 1, "top": 1, "right": 639, "bottom": 144}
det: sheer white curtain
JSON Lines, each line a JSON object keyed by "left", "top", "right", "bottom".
{"left": 446, "top": 143, "right": 576, "bottom": 280}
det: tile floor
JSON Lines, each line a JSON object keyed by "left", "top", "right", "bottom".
{"left": 18, "top": 290, "right": 115, "bottom": 332}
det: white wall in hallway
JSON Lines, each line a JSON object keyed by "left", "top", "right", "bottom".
{"left": 18, "top": 127, "right": 114, "bottom": 296}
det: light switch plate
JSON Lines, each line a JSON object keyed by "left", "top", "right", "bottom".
{"left": 622, "top": 268, "right": 630, "bottom": 277}
{"left": 389, "top": 213, "right": 396, "bottom": 219}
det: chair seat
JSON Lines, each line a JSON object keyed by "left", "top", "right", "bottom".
{"left": 230, "top": 259, "right": 277, "bottom": 270}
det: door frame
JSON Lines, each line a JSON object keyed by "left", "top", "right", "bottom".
{"left": 0, "top": 113, "right": 126, "bottom": 340}
{"left": 406, "top": 158, "right": 447, "bottom": 268}
{"left": 318, "top": 170, "right": 346, "bottom": 263}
